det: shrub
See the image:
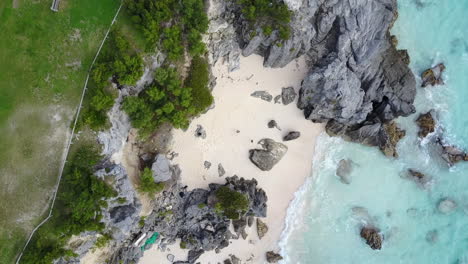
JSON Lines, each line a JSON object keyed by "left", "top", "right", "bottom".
{"left": 214, "top": 186, "right": 249, "bottom": 220}
{"left": 185, "top": 56, "right": 213, "bottom": 113}
{"left": 236, "top": 0, "right": 292, "bottom": 41}
{"left": 138, "top": 167, "right": 164, "bottom": 195}
{"left": 124, "top": 0, "right": 209, "bottom": 60}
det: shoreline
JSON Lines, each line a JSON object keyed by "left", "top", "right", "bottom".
{"left": 139, "top": 54, "right": 323, "bottom": 263}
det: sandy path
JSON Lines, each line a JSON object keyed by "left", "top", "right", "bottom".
{"left": 139, "top": 54, "right": 323, "bottom": 264}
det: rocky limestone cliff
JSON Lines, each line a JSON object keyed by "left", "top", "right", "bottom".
{"left": 212, "top": 0, "right": 416, "bottom": 155}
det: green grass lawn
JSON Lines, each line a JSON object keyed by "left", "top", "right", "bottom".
{"left": 0, "top": 0, "right": 120, "bottom": 263}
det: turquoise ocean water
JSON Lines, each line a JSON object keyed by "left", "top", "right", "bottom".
{"left": 280, "top": 1, "right": 468, "bottom": 263}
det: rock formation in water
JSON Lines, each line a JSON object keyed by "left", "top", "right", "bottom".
{"left": 360, "top": 226, "right": 383, "bottom": 250}
{"left": 421, "top": 63, "right": 445, "bottom": 87}
{"left": 211, "top": 0, "right": 416, "bottom": 154}
{"left": 416, "top": 111, "right": 436, "bottom": 138}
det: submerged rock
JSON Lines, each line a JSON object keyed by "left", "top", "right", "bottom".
{"left": 336, "top": 159, "right": 353, "bottom": 184}
{"left": 426, "top": 230, "right": 438, "bottom": 244}
{"left": 250, "top": 91, "right": 273, "bottom": 102}
{"left": 281, "top": 87, "right": 297, "bottom": 105}
{"left": 283, "top": 131, "right": 301, "bottom": 141}
{"left": 421, "top": 63, "right": 446, "bottom": 87}
{"left": 439, "top": 143, "right": 468, "bottom": 166}
{"left": 405, "top": 169, "right": 432, "bottom": 189}
{"left": 266, "top": 251, "right": 283, "bottom": 263}
{"left": 438, "top": 198, "right": 457, "bottom": 214}
{"left": 249, "top": 139, "right": 288, "bottom": 171}
{"left": 256, "top": 218, "right": 268, "bottom": 240}
{"left": 416, "top": 111, "right": 436, "bottom": 138}
{"left": 360, "top": 227, "right": 383, "bottom": 250}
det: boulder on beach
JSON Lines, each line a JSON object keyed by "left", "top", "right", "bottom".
{"left": 421, "top": 63, "right": 445, "bottom": 87}
{"left": 251, "top": 91, "right": 273, "bottom": 102}
{"left": 439, "top": 143, "right": 468, "bottom": 166}
{"left": 281, "top": 86, "right": 297, "bottom": 105}
{"left": 336, "top": 159, "right": 353, "bottom": 184}
{"left": 360, "top": 227, "right": 383, "bottom": 250}
{"left": 266, "top": 251, "right": 283, "bottom": 263}
{"left": 151, "top": 154, "right": 173, "bottom": 182}
{"left": 256, "top": 218, "right": 269, "bottom": 240}
{"left": 283, "top": 131, "right": 301, "bottom": 141}
{"left": 249, "top": 139, "right": 288, "bottom": 171}
{"left": 218, "top": 163, "right": 226, "bottom": 177}
{"left": 195, "top": 125, "right": 206, "bottom": 139}
{"left": 267, "top": 120, "right": 281, "bottom": 130}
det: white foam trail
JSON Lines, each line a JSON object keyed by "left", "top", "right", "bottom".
{"left": 278, "top": 134, "right": 342, "bottom": 263}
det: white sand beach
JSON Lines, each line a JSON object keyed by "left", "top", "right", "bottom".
{"left": 139, "top": 54, "right": 323, "bottom": 264}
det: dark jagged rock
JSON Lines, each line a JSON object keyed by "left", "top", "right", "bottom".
{"left": 195, "top": 125, "right": 206, "bottom": 139}
{"left": 421, "top": 63, "right": 445, "bottom": 87}
{"left": 360, "top": 227, "right": 383, "bottom": 250}
{"left": 281, "top": 86, "right": 297, "bottom": 105}
{"left": 204, "top": 161, "right": 212, "bottom": 169}
{"left": 336, "top": 159, "right": 353, "bottom": 184}
{"left": 230, "top": 255, "right": 240, "bottom": 264}
{"left": 110, "top": 176, "right": 267, "bottom": 263}
{"left": 265, "top": 251, "right": 283, "bottom": 263}
{"left": 187, "top": 250, "right": 204, "bottom": 264}
{"left": 283, "top": 131, "right": 301, "bottom": 141}
{"left": 326, "top": 121, "right": 405, "bottom": 158}
{"left": 250, "top": 91, "right": 273, "bottom": 102}
{"left": 249, "top": 139, "right": 288, "bottom": 171}
{"left": 416, "top": 111, "right": 436, "bottom": 138}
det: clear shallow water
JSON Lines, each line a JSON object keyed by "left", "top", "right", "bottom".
{"left": 280, "top": 1, "right": 468, "bottom": 263}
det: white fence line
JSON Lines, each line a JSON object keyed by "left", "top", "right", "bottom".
{"left": 15, "top": 3, "right": 123, "bottom": 263}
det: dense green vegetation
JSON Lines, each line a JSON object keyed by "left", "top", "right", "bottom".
{"left": 214, "top": 187, "right": 249, "bottom": 220}
{"left": 236, "top": 0, "right": 292, "bottom": 40}
{"left": 21, "top": 144, "right": 116, "bottom": 264}
{"left": 0, "top": 0, "right": 120, "bottom": 262}
{"left": 186, "top": 56, "right": 213, "bottom": 113}
{"left": 78, "top": 29, "right": 144, "bottom": 131}
{"left": 124, "top": 0, "right": 209, "bottom": 60}
{"left": 138, "top": 167, "right": 164, "bottom": 195}
{"left": 123, "top": 56, "right": 212, "bottom": 137}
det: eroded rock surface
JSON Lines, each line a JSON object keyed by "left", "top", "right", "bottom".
{"left": 111, "top": 176, "right": 267, "bottom": 263}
